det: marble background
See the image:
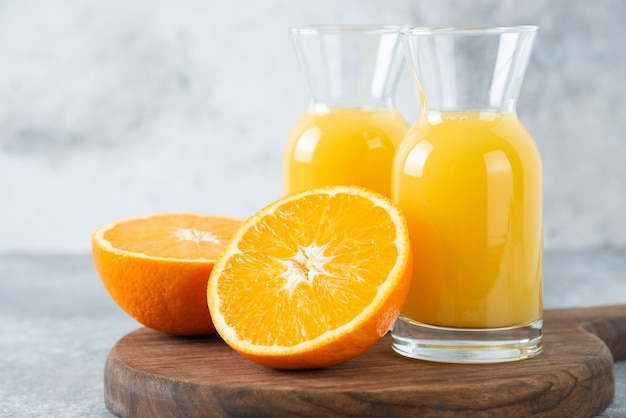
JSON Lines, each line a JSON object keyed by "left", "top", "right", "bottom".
{"left": 1, "top": 0, "right": 625, "bottom": 253}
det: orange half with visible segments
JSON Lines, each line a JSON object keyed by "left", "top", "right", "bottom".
{"left": 207, "top": 186, "right": 413, "bottom": 369}
{"left": 92, "top": 213, "right": 243, "bottom": 336}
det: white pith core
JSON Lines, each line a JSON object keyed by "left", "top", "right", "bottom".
{"left": 279, "top": 243, "right": 335, "bottom": 294}
{"left": 173, "top": 228, "right": 221, "bottom": 244}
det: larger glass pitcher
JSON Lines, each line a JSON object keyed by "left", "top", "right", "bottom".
{"left": 391, "top": 26, "right": 543, "bottom": 363}
{"left": 284, "top": 26, "right": 408, "bottom": 197}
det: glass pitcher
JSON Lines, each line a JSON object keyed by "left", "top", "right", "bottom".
{"left": 284, "top": 26, "right": 408, "bottom": 197}
{"left": 391, "top": 26, "right": 543, "bottom": 363}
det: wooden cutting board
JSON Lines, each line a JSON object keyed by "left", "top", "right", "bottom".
{"left": 104, "top": 304, "right": 626, "bottom": 418}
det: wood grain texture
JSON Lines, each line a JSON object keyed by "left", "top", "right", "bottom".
{"left": 104, "top": 304, "right": 626, "bottom": 418}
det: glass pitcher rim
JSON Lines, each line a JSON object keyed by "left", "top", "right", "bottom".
{"left": 402, "top": 25, "right": 539, "bottom": 36}
{"left": 290, "top": 25, "right": 404, "bottom": 35}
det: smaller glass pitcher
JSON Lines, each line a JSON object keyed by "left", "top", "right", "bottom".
{"left": 284, "top": 26, "right": 408, "bottom": 197}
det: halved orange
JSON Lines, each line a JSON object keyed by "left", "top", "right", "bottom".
{"left": 92, "top": 213, "right": 243, "bottom": 336}
{"left": 207, "top": 186, "right": 413, "bottom": 369}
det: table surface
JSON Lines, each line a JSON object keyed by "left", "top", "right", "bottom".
{"left": 1, "top": 249, "right": 625, "bottom": 417}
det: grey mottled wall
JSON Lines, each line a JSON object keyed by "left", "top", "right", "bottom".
{"left": 1, "top": 0, "right": 625, "bottom": 252}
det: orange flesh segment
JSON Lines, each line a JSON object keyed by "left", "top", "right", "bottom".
{"left": 103, "top": 214, "right": 242, "bottom": 260}
{"left": 216, "top": 193, "right": 399, "bottom": 346}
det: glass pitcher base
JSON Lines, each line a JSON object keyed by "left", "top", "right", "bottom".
{"left": 391, "top": 316, "right": 543, "bottom": 364}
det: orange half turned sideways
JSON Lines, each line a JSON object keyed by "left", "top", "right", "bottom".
{"left": 92, "top": 213, "right": 243, "bottom": 336}
{"left": 207, "top": 186, "right": 413, "bottom": 369}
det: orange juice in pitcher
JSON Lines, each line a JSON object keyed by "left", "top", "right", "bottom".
{"left": 285, "top": 26, "right": 408, "bottom": 196}
{"left": 396, "top": 111, "right": 543, "bottom": 328}
{"left": 285, "top": 107, "right": 408, "bottom": 196}
{"left": 391, "top": 26, "right": 543, "bottom": 363}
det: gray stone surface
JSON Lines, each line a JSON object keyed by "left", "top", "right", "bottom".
{"left": 0, "top": 254, "right": 136, "bottom": 418}
{"left": 0, "top": 251, "right": 625, "bottom": 417}
{"left": 1, "top": 0, "right": 626, "bottom": 252}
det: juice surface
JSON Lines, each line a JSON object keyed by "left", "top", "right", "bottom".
{"left": 393, "top": 112, "right": 543, "bottom": 328}
{"left": 284, "top": 107, "right": 409, "bottom": 196}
